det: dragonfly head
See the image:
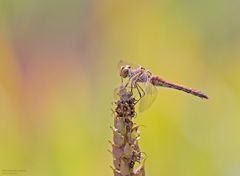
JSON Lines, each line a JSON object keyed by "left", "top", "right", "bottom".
{"left": 120, "top": 65, "right": 131, "bottom": 78}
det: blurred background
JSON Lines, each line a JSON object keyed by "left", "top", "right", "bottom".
{"left": 0, "top": 1, "right": 240, "bottom": 176}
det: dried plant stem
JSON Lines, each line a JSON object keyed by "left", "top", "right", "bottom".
{"left": 111, "top": 84, "right": 145, "bottom": 176}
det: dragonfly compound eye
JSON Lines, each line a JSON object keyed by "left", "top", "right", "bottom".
{"left": 120, "top": 66, "right": 130, "bottom": 78}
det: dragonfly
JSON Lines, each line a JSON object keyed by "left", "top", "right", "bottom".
{"left": 118, "top": 60, "right": 208, "bottom": 112}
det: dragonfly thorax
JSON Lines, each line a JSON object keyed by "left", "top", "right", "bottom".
{"left": 138, "top": 72, "right": 150, "bottom": 83}
{"left": 120, "top": 65, "right": 152, "bottom": 84}
{"left": 132, "top": 68, "right": 152, "bottom": 83}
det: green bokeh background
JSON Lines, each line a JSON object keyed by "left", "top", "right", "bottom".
{"left": 0, "top": 1, "right": 240, "bottom": 176}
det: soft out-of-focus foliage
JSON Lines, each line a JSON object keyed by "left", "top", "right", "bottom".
{"left": 0, "top": 1, "right": 240, "bottom": 176}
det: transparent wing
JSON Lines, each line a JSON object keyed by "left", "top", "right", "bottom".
{"left": 117, "top": 60, "right": 139, "bottom": 70}
{"left": 113, "top": 86, "right": 119, "bottom": 100}
{"left": 113, "top": 83, "right": 127, "bottom": 100}
{"left": 138, "top": 82, "right": 158, "bottom": 113}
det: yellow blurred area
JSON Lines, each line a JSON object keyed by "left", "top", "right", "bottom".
{"left": 0, "top": 1, "right": 240, "bottom": 176}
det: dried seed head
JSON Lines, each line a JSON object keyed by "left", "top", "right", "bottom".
{"left": 113, "top": 159, "right": 121, "bottom": 170}
{"left": 123, "top": 143, "right": 133, "bottom": 158}
{"left": 112, "top": 84, "right": 146, "bottom": 175}
{"left": 113, "top": 130, "right": 125, "bottom": 147}
{"left": 114, "top": 117, "right": 126, "bottom": 135}
{"left": 134, "top": 159, "right": 146, "bottom": 176}
{"left": 112, "top": 145, "right": 123, "bottom": 160}
{"left": 120, "top": 159, "right": 131, "bottom": 176}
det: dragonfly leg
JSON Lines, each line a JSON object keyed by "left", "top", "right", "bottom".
{"left": 134, "top": 83, "right": 145, "bottom": 104}
{"left": 130, "top": 80, "right": 134, "bottom": 94}
{"left": 129, "top": 79, "right": 139, "bottom": 101}
{"left": 124, "top": 72, "right": 139, "bottom": 89}
{"left": 135, "top": 83, "right": 142, "bottom": 98}
{"left": 124, "top": 78, "right": 131, "bottom": 89}
{"left": 137, "top": 83, "right": 145, "bottom": 98}
{"left": 129, "top": 72, "right": 143, "bottom": 93}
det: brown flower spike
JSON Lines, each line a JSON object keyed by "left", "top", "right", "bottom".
{"left": 111, "top": 84, "right": 145, "bottom": 176}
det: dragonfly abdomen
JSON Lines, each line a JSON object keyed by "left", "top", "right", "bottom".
{"left": 150, "top": 76, "right": 208, "bottom": 99}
